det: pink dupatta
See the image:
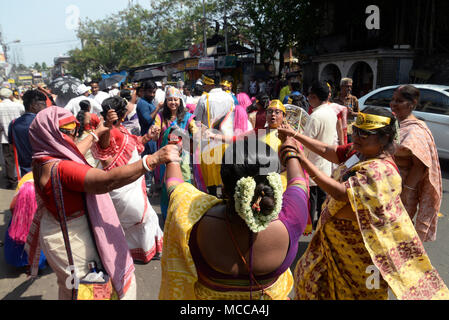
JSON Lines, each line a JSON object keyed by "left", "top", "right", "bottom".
{"left": 26, "top": 106, "right": 134, "bottom": 298}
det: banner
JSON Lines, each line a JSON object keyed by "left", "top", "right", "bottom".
{"left": 217, "top": 56, "right": 237, "bottom": 69}
{"left": 198, "top": 57, "right": 215, "bottom": 71}
{"left": 185, "top": 59, "right": 199, "bottom": 70}
{"left": 189, "top": 43, "right": 204, "bottom": 58}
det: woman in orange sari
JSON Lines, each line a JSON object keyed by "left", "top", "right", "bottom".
{"left": 391, "top": 85, "right": 443, "bottom": 242}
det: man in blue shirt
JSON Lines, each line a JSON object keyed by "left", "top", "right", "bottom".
{"left": 8, "top": 90, "right": 47, "bottom": 177}
{"left": 136, "top": 80, "right": 161, "bottom": 195}
{"left": 282, "top": 81, "right": 302, "bottom": 104}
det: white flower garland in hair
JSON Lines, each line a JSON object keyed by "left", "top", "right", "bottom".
{"left": 234, "top": 173, "right": 283, "bottom": 233}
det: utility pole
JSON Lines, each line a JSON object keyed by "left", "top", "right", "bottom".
{"left": 203, "top": 0, "right": 207, "bottom": 57}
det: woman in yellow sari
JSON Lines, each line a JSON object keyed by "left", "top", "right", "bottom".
{"left": 159, "top": 135, "right": 310, "bottom": 300}
{"left": 278, "top": 107, "right": 449, "bottom": 300}
{"left": 207, "top": 100, "right": 313, "bottom": 235}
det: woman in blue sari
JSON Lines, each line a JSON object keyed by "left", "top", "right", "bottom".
{"left": 150, "top": 87, "right": 199, "bottom": 220}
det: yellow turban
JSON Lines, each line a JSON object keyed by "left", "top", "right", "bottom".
{"left": 60, "top": 122, "right": 77, "bottom": 130}
{"left": 59, "top": 115, "right": 79, "bottom": 131}
{"left": 203, "top": 76, "right": 215, "bottom": 85}
{"left": 354, "top": 113, "right": 391, "bottom": 131}
{"left": 267, "top": 100, "right": 286, "bottom": 114}
{"left": 220, "top": 80, "right": 232, "bottom": 87}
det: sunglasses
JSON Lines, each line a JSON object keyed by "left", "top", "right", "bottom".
{"left": 352, "top": 126, "right": 377, "bottom": 139}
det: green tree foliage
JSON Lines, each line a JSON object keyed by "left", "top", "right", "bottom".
{"left": 65, "top": 0, "right": 323, "bottom": 79}
{"left": 67, "top": 4, "right": 158, "bottom": 79}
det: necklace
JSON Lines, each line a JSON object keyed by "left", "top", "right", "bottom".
{"left": 223, "top": 205, "right": 272, "bottom": 300}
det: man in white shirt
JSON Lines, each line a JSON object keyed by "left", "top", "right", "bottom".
{"left": 89, "top": 81, "right": 110, "bottom": 105}
{"left": 194, "top": 73, "right": 235, "bottom": 197}
{"left": 0, "top": 88, "right": 25, "bottom": 189}
{"left": 108, "top": 83, "right": 120, "bottom": 97}
{"left": 65, "top": 84, "right": 103, "bottom": 116}
{"left": 303, "top": 81, "right": 338, "bottom": 228}
{"left": 153, "top": 81, "right": 166, "bottom": 108}
{"left": 194, "top": 73, "right": 235, "bottom": 130}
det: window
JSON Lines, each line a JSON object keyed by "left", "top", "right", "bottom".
{"left": 364, "top": 89, "right": 395, "bottom": 108}
{"left": 418, "top": 90, "right": 449, "bottom": 115}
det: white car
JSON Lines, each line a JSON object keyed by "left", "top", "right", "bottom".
{"left": 358, "top": 84, "right": 449, "bottom": 160}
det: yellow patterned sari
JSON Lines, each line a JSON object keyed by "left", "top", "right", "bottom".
{"left": 294, "top": 158, "right": 449, "bottom": 300}
{"left": 159, "top": 183, "right": 293, "bottom": 300}
{"left": 199, "top": 129, "right": 281, "bottom": 188}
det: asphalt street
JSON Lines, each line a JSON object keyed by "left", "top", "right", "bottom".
{"left": 0, "top": 159, "right": 448, "bottom": 300}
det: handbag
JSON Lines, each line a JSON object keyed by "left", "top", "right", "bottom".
{"left": 50, "top": 161, "right": 118, "bottom": 300}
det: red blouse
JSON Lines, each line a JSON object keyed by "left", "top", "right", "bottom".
{"left": 336, "top": 143, "right": 357, "bottom": 163}
{"left": 35, "top": 158, "right": 91, "bottom": 220}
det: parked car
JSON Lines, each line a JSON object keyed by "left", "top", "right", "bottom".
{"left": 358, "top": 84, "right": 449, "bottom": 160}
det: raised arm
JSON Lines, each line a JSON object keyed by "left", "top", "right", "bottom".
{"left": 83, "top": 145, "right": 180, "bottom": 194}
{"left": 296, "top": 146, "right": 348, "bottom": 202}
{"left": 278, "top": 124, "right": 340, "bottom": 164}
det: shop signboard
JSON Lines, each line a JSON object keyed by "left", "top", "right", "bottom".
{"left": 185, "top": 59, "right": 198, "bottom": 70}
{"left": 217, "top": 56, "right": 237, "bottom": 69}
{"left": 198, "top": 57, "right": 215, "bottom": 71}
{"left": 18, "top": 75, "right": 33, "bottom": 81}
{"left": 174, "top": 61, "right": 185, "bottom": 72}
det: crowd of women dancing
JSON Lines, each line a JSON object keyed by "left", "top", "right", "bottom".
{"left": 9, "top": 76, "right": 448, "bottom": 300}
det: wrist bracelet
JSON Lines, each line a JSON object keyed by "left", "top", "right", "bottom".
{"left": 88, "top": 131, "right": 99, "bottom": 142}
{"left": 284, "top": 155, "right": 301, "bottom": 167}
{"left": 280, "top": 145, "right": 299, "bottom": 154}
{"left": 142, "top": 155, "right": 153, "bottom": 172}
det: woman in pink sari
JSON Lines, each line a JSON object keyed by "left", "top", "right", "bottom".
{"left": 26, "top": 106, "right": 179, "bottom": 299}
{"left": 391, "top": 85, "right": 443, "bottom": 242}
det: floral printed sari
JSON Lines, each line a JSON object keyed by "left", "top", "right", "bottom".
{"left": 294, "top": 157, "right": 449, "bottom": 300}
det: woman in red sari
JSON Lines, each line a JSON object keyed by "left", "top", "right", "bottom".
{"left": 26, "top": 106, "right": 179, "bottom": 299}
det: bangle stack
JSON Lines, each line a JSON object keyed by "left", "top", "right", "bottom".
{"left": 283, "top": 151, "right": 302, "bottom": 166}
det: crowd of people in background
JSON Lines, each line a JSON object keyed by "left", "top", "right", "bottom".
{"left": 0, "top": 70, "right": 447, "bottom": 301}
